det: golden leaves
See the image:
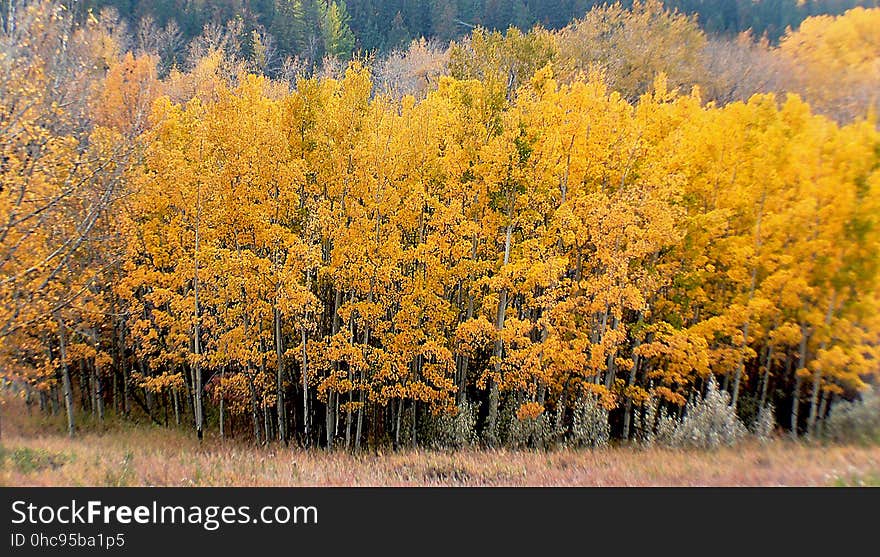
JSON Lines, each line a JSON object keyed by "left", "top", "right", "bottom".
{"left": 516, "top": 402, "right": 545, "bottom": 421}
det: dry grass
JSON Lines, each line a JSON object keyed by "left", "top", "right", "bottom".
{"left": 2, "top": 397, "right": 878, "bottom": 486}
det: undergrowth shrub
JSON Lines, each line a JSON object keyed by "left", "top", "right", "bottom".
{"left": 503, "top": 399, "right": 557, "bottom": 449}
{"left": 567, "top": 395, "right": 610, "bottom": 448}
{"left": 642, "top": 376, "right": 747, "bottom": 449}
{"left": 0, "top": 446, "right": 68, "bottom": 473}
{"left": 821, "top": 389, "right": 880, "bottom": 445}
{"left": 750, "top": 403, "right": 776, "bottom": 443}
{"left": 671, "top": 376, "right": 747, "bottom": 449}
{"left": 422, "top": 401, "right": 479, "bottom": 449}
{"left": 642, "top": 397, "right": 679, "bottom": 447}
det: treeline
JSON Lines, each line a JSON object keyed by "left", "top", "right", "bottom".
{"left": 66, "top": 0, "right": 880, "bottom": 63}
{"left": 1, "top": 0, "right": 879, "bottom": 450}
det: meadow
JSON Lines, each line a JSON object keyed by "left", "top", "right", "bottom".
{"left": 2, "top": 397, "right": 877, "bottom": 487}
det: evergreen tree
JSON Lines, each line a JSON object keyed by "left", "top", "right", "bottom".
{"left": 321, "top": 0, "right": 356, "bottom": 59}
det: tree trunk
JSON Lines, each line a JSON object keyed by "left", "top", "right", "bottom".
{"left": 791, "top": 324, "right": 809, "bottom": 439}
{"left": 301, "top": 326, "right": 309, "bottom": 446}
{"left": 219, "top": 366, "right": 225, "bottom": 440}
{"left": 486, "top": 220, "right": 513, "bottom": 446}
{"left": 622, "top": 330, "right": 642, "bottom": 441}
{"left": 758, "top": 338, "right": 774, "bottom": 408}
{"left": 730, "top": 320, "right": 750, "bottom": 409}
{"left": 55, "top": 317, "right": 75, "bottom": 438}
{"left": 394, "top": 397, "right": 403, "bottom": 450}
{"left": 354, "top": 323, "right": 370, "bottom": 451}
{"left": 244, "top": 364, "right": 262, "bottom": 444}
{"left": 89, "top": 329, "right": 104, "bottom": 422}
{"left": 274, "top": 305, "right": 287, "bottom": 444}
{"left": 263, "top": 401, "right": 271, "bottom": 444}
{"left": 458, "top": 238, "right": 477, "bottom": 405}
{"left": 817, "top": 391, "right": 830, "bottom": 437}
{"left": 173, "top": 388, "right": 180, "bottom": 426}
{"left": 807, "top": 293, "right": 836, "bottom": 436}
{"left": 411, "top": 399, "right": 418, "bottom": 448}
{"left": 326, "top": 287, "right": 341, "bottom": 449}
{"left": 604, "top": 315, "right": 619, "bottom": 389}
{"left": 732, "top": 197, "right": 764, "bottom": 409}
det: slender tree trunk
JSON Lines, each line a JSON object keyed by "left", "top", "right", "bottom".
{"left": 301, "top": 326, "right": 309, "bottom": 446}
{"left": 263, "top": 401, "right": 271, "bottom": 444}
{"left": 759, "top": 339, "right": 774, "bottom": 408}
{"left": 244, "top": 364, "right": 261, "bottom": 444}
{"left": 394, "top": 397, "right": 403, "bottom": 450}
{"left": 354, "top": 322, "right": 370, "bottom": 451}
{"left": 334, "top": 387, "right": 341, "bottom": 438}
{"left": 732, "top": 196, "right": 765, "bottom": 409}
{"left": 791, "top": 324, "right": 809, "bottom": 439}
{"left": 411, "top": 398, "right": 418, "bottom": 448}
{"left": 240, "top": 294, "right": 262, "bottom": 445}
{"left": 219, "top": 366, "right": 225, "bottom": 440}
{"left": 808, "top": 293, "right": 836, "bottom": 436}
{"left": 120, "top": 329, "right": 130, "bottom": 417}
{"left": 173, "top": 388, "right": 180, "bottom": 426}
{"left": 112, "top": 370, "right": 119, "bottom": 416}
{"left": 163, "top": 391, "right": 169, "bottom": 426}
{"left": 604, "top": 315, "right": 619, "bottom": 389}
{"left": 192, "top": 181, "right": 204, "bottom": 441}
{"left": 344, "top": 312, "right": 355, "bottom": 450}
{"left": 355, "top": 366, "right": 366, "bottom": 450}
{"left": 622, "top": 326, "right": 642, "bottom": 441}
{"left": 458, "top": 239, "right": 477, "bottom": 405}
{"left": 344, "top": 378, "right": 353, "bottom": 449}
{"left": 55, "top": 316, "right": 75, "bottom": 438}
{"left": 730, "top": 320, "right": 750, "bottom": 409}
{"left": 326, "top": 287, "right": 341, "bottom": 449}
{"left": 89, "top": 329, "right": 104, "bottom": 422}
{"left": 487, "top": 220, "right": 513, "bottom": 446}
{"left": 80, "top": 365, "right": 90, "bottom": 413}
{"left": 817, "top": 391, "right": 830, "bottom": 436}
{"left": 274, "top": 305, "right": 287, "bottom": 444}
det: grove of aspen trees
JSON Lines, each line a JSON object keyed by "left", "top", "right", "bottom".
{"left": 2, "top": 0, "right": 879, "bottom": 449}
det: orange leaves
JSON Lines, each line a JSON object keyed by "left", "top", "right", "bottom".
{"left": 92, "top": 52, "right": 160, "bottom": 136}
{"left": 581, "top": 384, "right": 618, "bottom": 409}
{"left": 652, "top": 386, "right": 687, "bottom": 407}
{"left": 5, "top": 10, "right": 877, "bottom": 448}
{"left": 639, "top": 322, "right": 710, "bottom": 386}
{"left": 206, "top": 373, "right": 252, "bottom": 416}
{"left": 132, "top": 371, "right": 184, "bottom": 393}
{"left": 516, "top": 402, "right": 545, "bottom": 421}
{"left": 778, "top": 7, "right": 880, "bottom": 121}
{"left": 454, "top": 317, "right": 497, "bottom": 358}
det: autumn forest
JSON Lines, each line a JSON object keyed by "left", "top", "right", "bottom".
{"left": 2, "top": 0, "right": 880, "bottom": 460}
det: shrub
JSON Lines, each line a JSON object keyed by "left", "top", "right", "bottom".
{"left": 670, "top": 376, "right": 747, "bottom": 449}
{"left": 0, "top": 446, "right": 67, "bottom": 473}
{"left": 423, "top": 401, "right": 479, "bottom": 449}
{"left": 567, "top": 395, "right": 610, "bottom": 448}
{"left": 821, "top": 389, "right": 880, "bottom": 445}
{"left": 750, "top": 403, "right": 776, "bottom": 443}
{"left": 642, "top": 397, "right": 679, "bottom": 447}
{"left": 506, "top": 413, "right": 556, "bottom": 449}
{"left": 502, "top": 398, "right": 558, "bottom": 449}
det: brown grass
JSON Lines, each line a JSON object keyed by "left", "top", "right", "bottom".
{"left": 2, "top": 397, "right": 878, "bottom": 486}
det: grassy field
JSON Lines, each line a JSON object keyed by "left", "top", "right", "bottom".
{"left": 2, "top": 398, "right": 878, "bottom": 487}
